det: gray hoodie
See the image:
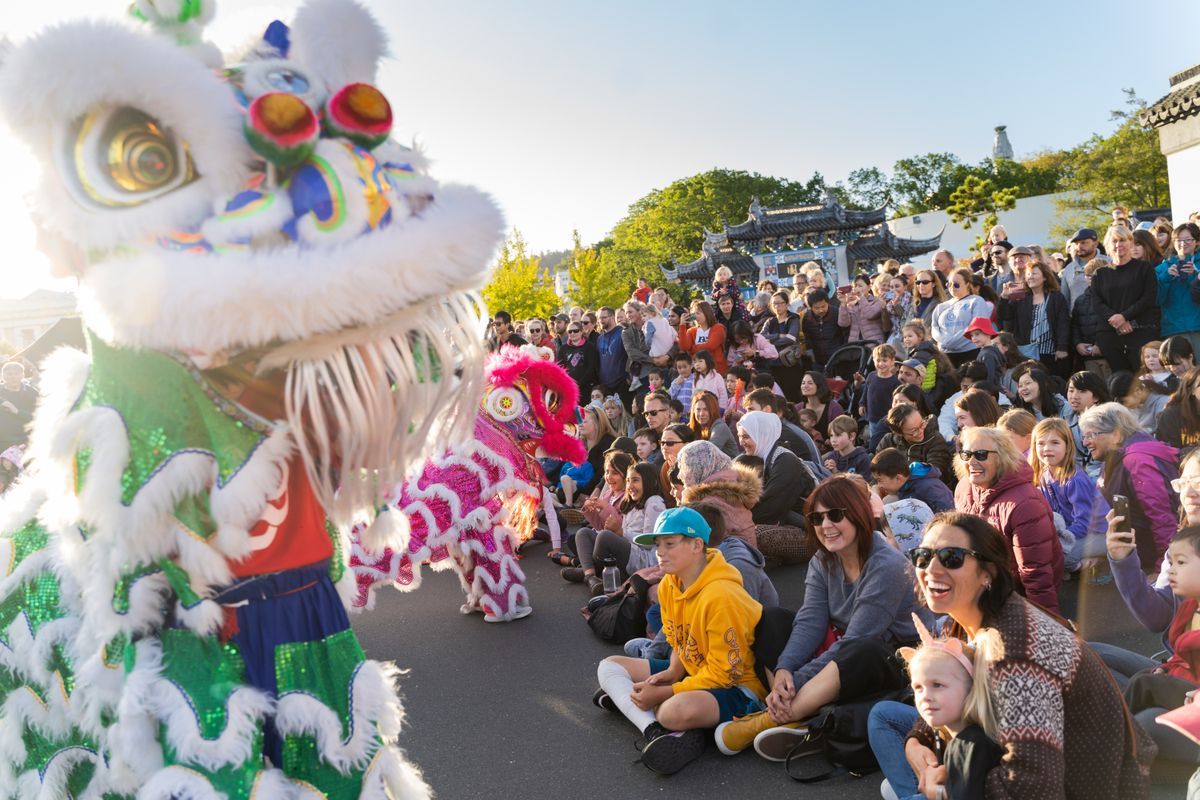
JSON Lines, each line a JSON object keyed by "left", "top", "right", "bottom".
{"left": 717, "top": 536, "right": 780, "bottom": 608}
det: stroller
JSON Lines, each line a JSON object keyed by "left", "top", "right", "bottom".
{"left": 822, "top": 343, "right": 872, "bottom": 415}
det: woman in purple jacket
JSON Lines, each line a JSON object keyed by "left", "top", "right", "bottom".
{"left": 1080, "top": 402, "right": 1180, "bottom": 570}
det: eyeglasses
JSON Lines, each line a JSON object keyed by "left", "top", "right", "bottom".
{"left": 1178, "top": 239, "right": 1196, "bottom": 245}
{"left": 806, "top": 508, "right": 849, "bottom": 527}
{"left": 914, "top": 279, "right": 932, "bottom": 286}
{"left": 908, "top": 546, "right": 981, "bottom": 570}
{"left": 1171, "top": 477, "right": 1200, "bottom": 492}
{"left": 957, "top": 448, "right": 995, "bottom": 462}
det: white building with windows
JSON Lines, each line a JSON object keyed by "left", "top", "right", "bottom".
{"left": 0, "top": 290, "right": 77, "bottom": 351}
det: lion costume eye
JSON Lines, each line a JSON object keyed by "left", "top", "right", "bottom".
{"left": 65, "top": 107, "right": 196, "bottom": 208}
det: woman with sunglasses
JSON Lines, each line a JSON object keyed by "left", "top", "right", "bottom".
{"left": 555, "top": 322, "right": 599, "bottom": 399}
{"left": 714, "top": 475, "right": 932, "bottom": 760}
{"left": 953, "top": 425, "right": 1062, "bottom": 614}
{"left": 931, "top": 267, "right": 993, "bottom": 369}
{"left": 911, "top": 268, "right": 947, "bottom": 331}
{"left": 656, "top": 423, "right": 697, "bottom": 509}
{"left": 1080, "top": 402, "right": 1180, "bottom": 571}
{"left": 869, "top": 512, "right": 1154, "bottom": 800}
{"left": 525, "top": 317, "right": 556, "bottom": 355}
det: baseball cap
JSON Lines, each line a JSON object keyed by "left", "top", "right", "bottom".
{"left": 963, "top": 317, "right": 998, "bottom": 338}
{"left": 605, "top": 437, "right": 638, "bottom": 457}
{"left": 899, "top": 358, "right": 927, "bottom": 377}
{"left": 1071, "top": 228, "right": 1098, "bottom": 243}
{"left": 633, "top": 506, "right": 711, "bottom": 546}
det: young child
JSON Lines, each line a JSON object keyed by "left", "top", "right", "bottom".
{"left": 1030, "top": 418, "right": 1106, "bottom": 573}
{"left": 964, "top": 317, "right": 1005, "bottom": 387}
{"left": 691, "top": 351, "right": 728, "bottom": 412}
{"left": 901, "top": 320, "right": 940, "bottom": 393}
{"left": 633, "top": 427, "right": 662, "bottom": 466}
{"left": 860, "top": 343, "right": 901, "bottom": 448}
{"left": 594, "top": 507, "right": 766, "bottom": 775}
{"left": 643, "top": 303, "right": 677, "bottom": 361}
{"left": 710, "top": 265, "right": 749, "bottom": 325}
{"left": 995, "top": 333, "right": 1024, "bottom": 401}
{"left": 1137, "top": 340, "right": 1172, "bottom": 390}
{"left": 870, "top": 447, "right": 955, "bottom": 513}
{"left": 884, "top": 275, "right": 912, "bottom": 350}
{"left": 603, "top": 395, "right": 636, "bottom": 438}
{"left": 668, "top": 353, "right": 694, "bottom": 410}
{"left": 796, "top": 407, "right": 823, "bottom": 448}
{"left": 822, "top": 415, "right": 872, "bottom": 479}
{"left": 897, "top": 614, "right": 1003, "bottom": 800}
{"left": 646, "top": 368, "right": 666, "bottom": 396}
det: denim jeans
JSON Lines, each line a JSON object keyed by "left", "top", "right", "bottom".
{"left": 1088, "top": 641, "right": 1160, "bottom": 691}
{"left": 868, "top": 700, "right": 922, "bottom": 799}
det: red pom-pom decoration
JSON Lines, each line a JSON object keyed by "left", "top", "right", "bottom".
{"left": 324, "top": 83, "right": 393, "bottom": 151}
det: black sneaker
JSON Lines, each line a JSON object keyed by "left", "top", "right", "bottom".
{"left": 638, "top": 725, "right": 706, "bottom": 775}
{"left": 592, "top": 688, "right": 617, "bottom": 712}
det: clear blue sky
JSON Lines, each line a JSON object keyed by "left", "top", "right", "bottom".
{"left": 0, "top": 0, "right": 1195, "bottom": 296}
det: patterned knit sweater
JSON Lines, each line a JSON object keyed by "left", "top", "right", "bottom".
{"left": 910, "top": 595, "right": 1155, "bottom": 799}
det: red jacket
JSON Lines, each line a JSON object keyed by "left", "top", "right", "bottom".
{"left": 678, "top": 323, "right": 728, "bottom": 375}
{"left": 1164, "top": 598, "right": 1200, "bottom": 684}
{"left": 954, "top": 462, "right": 1064, "bottom": 615}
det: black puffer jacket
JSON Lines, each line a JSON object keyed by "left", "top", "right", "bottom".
{"left": 1070, "top": 287, "right": 1104, "bottom": 348}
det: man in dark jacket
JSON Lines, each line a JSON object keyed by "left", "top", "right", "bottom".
{"left": 1070, "top": 260, "right": 1111, "bottom": 377}
{"left": 800, "top": 290, "right": 845, "bottom": 368}
{"left": 595, "top": 306, "right": 627, "bottom": 394}
{"left": 875, "top": 404, "right": 954, "bottom": 487}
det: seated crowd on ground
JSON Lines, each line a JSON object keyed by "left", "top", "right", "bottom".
{"left": 491, "top": 219, "right": 1200, "bottom": 797}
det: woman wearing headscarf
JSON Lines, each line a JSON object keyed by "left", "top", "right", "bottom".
{"left": 736, "top": 410, "right": 816, "bottom": 565}
{"left": 676, "top": 440, "right": 760, "bottom": 548}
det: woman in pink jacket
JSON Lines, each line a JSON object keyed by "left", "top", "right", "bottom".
{"left": 953, "top": 425, "right": 1064, "bottom": 615}
{"left": 837, "top": 274, "right": 887, "bottom": 345}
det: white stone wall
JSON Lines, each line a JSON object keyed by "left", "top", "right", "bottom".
{"left": 889, "top": 193, "right": 1073, "bottom": 264}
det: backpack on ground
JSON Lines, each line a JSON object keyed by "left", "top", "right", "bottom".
{"left": 783, "top": 688, "right": 913, "bottom": 783}
{"left": 583, "top": 573, "right": 650, "bottom": 644}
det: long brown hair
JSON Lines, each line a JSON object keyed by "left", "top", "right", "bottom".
{"left": 1167, "top": 367, "right": 1200, "bottom": 446}
{"left": 802, "top": 475, "right": 876, "bottom": 566}
{"left": 689, "top": 390, "right": 722, "bottom": 439}
{"left": 1132, "top": 228, "right": 1164, "bottom": 264}
{"left": 955, "top": 388, "right": 1001, "bottom": 428}
{"left": 690, "top": 300, "right": 718, "bottom": 329}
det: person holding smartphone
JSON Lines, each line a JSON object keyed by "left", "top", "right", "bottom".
{"left": 1162, "top": 222, "right": 1200, "bottom": 357}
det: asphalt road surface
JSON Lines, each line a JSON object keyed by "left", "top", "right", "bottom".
{"left": 353, "top": 547, "right": 1183, "bottom": 800}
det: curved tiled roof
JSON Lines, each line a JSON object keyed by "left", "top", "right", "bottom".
{"left": 1140, "top": 63, "right": 1200, "bottom": 128}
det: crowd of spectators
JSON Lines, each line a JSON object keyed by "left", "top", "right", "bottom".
{"left": 493, "top": 214, "right": 1200, "bottom": 797}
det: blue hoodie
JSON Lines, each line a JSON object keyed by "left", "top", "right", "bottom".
{"left": 900, "top": 463, "right": 955, "bottom": 513}
{"left": 1156, "top": 256, "right": 1200, "bottom": 336}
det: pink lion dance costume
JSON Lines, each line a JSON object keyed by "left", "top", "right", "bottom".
{"left": 350, "top": 344, "right": 586, "bottom": 621}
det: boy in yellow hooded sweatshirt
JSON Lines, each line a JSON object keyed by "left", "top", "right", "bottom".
{"left": 594, "top": 506, "right": 766, "bottom": 775}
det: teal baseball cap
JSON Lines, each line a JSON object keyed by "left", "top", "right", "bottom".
{"left": 633, "top": 506, "right": 711, "bottom": 546}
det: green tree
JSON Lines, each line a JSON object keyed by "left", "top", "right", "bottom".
{"left": 566, "top": 230, "right": 628, "bottom": 310}
{"left": 889, "top": 152, "right": 963, "bottom": 214}
{"left": 838, "top": 166, "right": 890, "bottom": 210}
{"left": 481, "top": 229, "right": 561, "bottom": 320}
{"left": 947, "top": 174, "right": 1018, "bottom": 248}
{"left": 608, "top": 168, "right": 827, "bottom": 270}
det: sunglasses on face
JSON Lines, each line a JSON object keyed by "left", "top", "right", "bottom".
{"left": 644, "top": 408, "right": 665, "bottom": 417}
{"left": 806, "top": 508, "right": 848, "bottom": 527}
{"left": 915, "top": 279, "right": 932, "bottom": 285}
{"left": 660, "top": 438, "right": 682, "bottom": 446}
{"left": 957, "top": 448, "right": 995, "bottom": 462}
{"left": 908, "top": 546, "right": 981, "bottom": 570}
{"left": 568, "top": 328, "right": 581, "bottom": 334}
{"left": 951, "top": 282, "right": 964, "bottom": 289}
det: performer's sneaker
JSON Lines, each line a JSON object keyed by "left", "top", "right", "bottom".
{"left": 591, "top": 688, "right": 617, "bottom": 712}
{"left": 638, "top": 723, "right": 705, "bottom": 775}
{"left": 752, "top": 723, "right": 812, "bottom": 762}
{"left": 714, "top": 710, "right": 783, "bottom": 755}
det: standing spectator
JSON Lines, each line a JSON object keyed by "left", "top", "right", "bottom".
{"left": 932, "top": 268, "right": 993, "bottom": 367}
{"left": 999, "top": 261, "right": 1071, "bottom": 378}
{"left": 1133, "top": 228, "right": 1165, "bottom": 268}
{"left": 632, "top": 276, "right": 652, "bottom": 304}
{"left": 762, "top": 290, "right": 804, "bottom": 400}
{"left": 912, "top": 268, "right": 947, "bottom": 330}
{"left": 550, "top": 314, "right": 569, "bottom": 349}
{"left": 883, "top": 273, "right": 913, "bottom": 350}
{"left": 667, "top": 353, "right": 694, "bottom": 411}
{"left": 621, "top": 301, "right": 658, "bottom": 400}
{"left": 1092, "top": 225, "right": 1161, "bottom": 374}
{"left": 930, "top": 249, "right": 956, "bottom": 288}
{"left": 641, "top": 302, "right": 677, "bottom": 366}
{"left": 877, "top": 404, "right": 954, "bottom": 483}
{"left": 837, "top": 273, "right": 886, "bottom": 345}
{"left": 487, "top": 310, "right": 528, "bottom": 352}
{"left": 1080, "top": 402, "right": 1180, "bottom": 571}
{"left": 1060, "top": 228, "right": 1101, "bottom": 310}
{"left": 800, "top": 289, "right": 845, "bottom": 368}
{"left": 1071, "top": 258, "right": 1113, "bottom": 383}
{"left": 556, "top": 321, "right": 598, "bottom": 399}
{"left": 526, "top": 318, "right": 556, "bottom": 354}
{"left": 747, "top": 291, "right": 773, "bottom": 331}
{"left": 678, "top": 300, "right": 728, "bottom": 375}
{"left": 582, "top": 311, "right": 599, "bottom": 344}
{"left": 798, "top": 371, "right": 844, "bottom": 441}
{"left": 689, "top": 391, "right": 738, "bottom": 459}
{"left": 861, "top": 343, "right": 900, "bottom": 448}
{"left": 595, "top": 306, "right": 628, "bottom": 399}
{"left": 1160, "top": 222, "right": 1200, "bottom": 356}
{"left": 1157, "top": 366, "right": 1200, "bottom": 459}
{"left": 0, "top": 361, "right": 37, "bottom": 451}
{"left": 953, "top": 426, "right": 1063, "bottom": 614}
{"left": 981, "top": 240, "right": 1015, "bottom": 296}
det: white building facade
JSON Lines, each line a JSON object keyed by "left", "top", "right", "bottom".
{"left": 0, "top": 290, "right": 77, "bottom": 351}
{"left": 1142, "top": 63, "right": 1200, "bottom": 223}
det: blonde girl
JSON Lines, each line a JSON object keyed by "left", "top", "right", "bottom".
{"left": 1136, "top": 339, "right": 1170, "bottom": 387}
{"left": 603, "top": 395, "right": 636, "bottom": 438}
{"left": 1030, "top": 418, "right": 1104, "bottom": 572}
{"left": 896, "top": 615, "right": 1002, "bottom": 800}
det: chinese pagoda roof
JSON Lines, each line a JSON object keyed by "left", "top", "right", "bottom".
{"left": 662, "top": 236, "right": 759, "bottom": 282}
{"left": 847, "top": 225, "right": 944, "bottom": 261}
{"left": 1141, "top": 63, "right": 1200, "bottom": 128}
{"left": 722, "top": 194, "right": 887, "bottom": 240}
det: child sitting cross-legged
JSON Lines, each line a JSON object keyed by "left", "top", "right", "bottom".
{"left": 893, "top": 614, "right": 1004, "bottom": 800}
{"left": 594, "top": 506, "right": 767, "bottom": 775}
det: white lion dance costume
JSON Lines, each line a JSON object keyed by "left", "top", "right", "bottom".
{"left": 0, "top": 1, "right": 503, "bottom": 797}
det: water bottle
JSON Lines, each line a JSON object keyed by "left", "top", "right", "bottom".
{"left": 602, "top": 566, "right": 621, "bottom": 594}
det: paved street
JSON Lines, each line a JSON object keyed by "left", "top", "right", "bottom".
{"left": 354, "top": 547, "right": 1181, "bottom": 800}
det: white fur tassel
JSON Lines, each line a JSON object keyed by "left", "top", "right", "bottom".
{"left": 359, "top": 508, "right": 410, "bottom": 555}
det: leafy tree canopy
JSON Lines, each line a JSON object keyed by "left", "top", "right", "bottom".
{"left": 481, "top": 229, "right": 561, "bottom": 320}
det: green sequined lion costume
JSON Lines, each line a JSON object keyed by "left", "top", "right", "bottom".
{"left": 0, "top": 0, "right": 502, "bottom": 797}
